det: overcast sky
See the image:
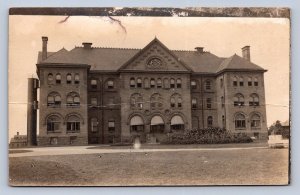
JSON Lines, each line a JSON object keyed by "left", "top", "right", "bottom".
{"left": 8, "top": 15, "right": 290, "bottom": 140}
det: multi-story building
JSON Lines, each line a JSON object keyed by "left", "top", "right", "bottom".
{"left": 36, "top": 36, "right": 268, "bottom": 145}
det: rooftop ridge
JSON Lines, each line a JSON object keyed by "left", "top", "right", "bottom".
{"left": 74, "top": 46, "right": 141, "bottom": 50}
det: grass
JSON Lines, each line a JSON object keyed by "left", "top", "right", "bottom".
{"left": 9, "top": 148, "right": 289, "bottom": 186}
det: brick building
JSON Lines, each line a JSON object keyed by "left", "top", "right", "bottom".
{"left": 36, "top": 36, "right": 268, "bottom": 145}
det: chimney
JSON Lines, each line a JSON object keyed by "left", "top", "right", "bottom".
{"left": 82, "top": 42, "right": 92, "bottom": 49}
{"left": 42, "top": 36, "right": 48, "bottom": 61}
{"left": 195, "top": 47, "right": 204, "bottom": 53}
{"left": 242, "top": 46, "right": 250, "bottom": 61}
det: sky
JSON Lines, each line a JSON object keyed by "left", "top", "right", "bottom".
{"left": 8, "top": 15, "right": 290, "bottom": 140}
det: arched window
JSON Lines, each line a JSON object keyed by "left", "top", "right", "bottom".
{"left": 66, "top": 92, "right": 80, "bottom": 107}
{"left": 137, "top": 78, "right": 142, "bottom": 88}
{"left": 207, "top": 116, "right": 213, "bottom": 127}
{"left": 107, "top": 80, "right": 114, "bottom": 89}
{"left": 254, "top": 77, "right": 258, "bottom": 86}
{"left": 170, "top": 93, "right": 182, "bottom": 109}
{"left": 249, "top": 94, "right": 259, "bottom": 106}
{"left": 170, "top": 78, "right": 175, "bottom": 88}
{"left": 205, "top": 80, "right": 211, "bottom": 90}
{"left": 206, "top": 98, "right": 212, "bottom": 109}
{"left": 150, "top": 115, "right": 164, "bottom": 133}
{"left": 91, "top": 79, "right": 97, "bottom": 89}
{"left": 151, "top": 93, "right": 162, "bottom": 109}
{"left": 130, "top": 115, "right": 144, "bottom": 132}
{"left": 48, "top": 73, "right": 53, "bottom": 84}
{"left": 235, "top": 113, "right": 246, "bottom": 129}
{"left": 150, "top": 78, "right": 156, "bottom": 88}
{"left": 234, "top": 94, "right": 245, "bottom": 106}
{"left": 66, "top": 74, "right": 72, "bottom": 84}
{"left": 250, "top": 114, "right": 261, "bottom": 128}
{"left": 192, "top": 98, "right": 197, "bottom": 108}
{"left": 55, "top": 73, "right": 61, "bottom": 84}
{"left": 163, "top": 78, "right": 169, "bottom": 89}
{"left": 130, "top": 78, "right": 135, "bottom": 88}
{"left": 171, "top": 115, "right": 184, "bottom": 131}
{"left": 248, "top": 77, "right": 252, "bottom": 86}
{"left": 144, "top": 78, "right": 149, "bottom": 88}
{"left": 130, "top": 93, "right": 143, "bottom": 109}
{"left": 47, "top": 92, "right": 61, "bottom": 107}
{"left": 91, "top": 118, "right": 98, "bottom": 132}
{"left": 108, "top": 119, "right": 115, "bottom": 132}
{"left": 66, "top": 115, "right": 80, "bottom": 132}
{"left": 157, "top": 79, "right": 162, "bottom": 88}
{"left": 47, "top": 115, "right": 61, "bottom": 132}
{"left": 239, "top": 77, "right": 244, "bottom": 86}
{"left": 191, "top": 80, "right": 197, "bottom": 89}
{"left": 74, "top": 74, "right": 80, "bottom": 84}
{"left": 176, "top": 79, "right": 182, "bottom": 88}
{"left": 233, "top": 76, "right": 238, "bottom": 86}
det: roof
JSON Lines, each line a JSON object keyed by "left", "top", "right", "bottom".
{"left": 37, "top": 38, "right": 266, "bottom": 74}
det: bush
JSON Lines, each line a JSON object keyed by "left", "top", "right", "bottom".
{"left": 162, "top": 128, "right": 253, "bottom": 144}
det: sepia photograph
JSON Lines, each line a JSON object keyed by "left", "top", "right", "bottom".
{"left": 8, "top": 7, "right": 290, "bottom": 186}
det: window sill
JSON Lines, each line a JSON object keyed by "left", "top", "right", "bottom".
{"left": 235, "top": 128, "right": 246, "bottom": 130}
{"left": 47, "top": 131, "right": 62, "bottom": 134}
{"left": 66, "top": 131, "right": 80, "bottom": 134}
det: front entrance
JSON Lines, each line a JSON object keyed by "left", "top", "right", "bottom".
{"left": 150, "top": 115, "right": 165, "bottom": 133}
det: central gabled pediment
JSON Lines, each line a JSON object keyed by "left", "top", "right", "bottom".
{"left": 118, "top": 38, "right": 192, "bottom": 72}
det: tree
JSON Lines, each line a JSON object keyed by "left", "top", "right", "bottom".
{"left": 268, "top": 120, "right": 283, "bottom": 135}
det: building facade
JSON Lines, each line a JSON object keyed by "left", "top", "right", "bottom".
{"left": 36, "top": 37, "right": 268, "bottom": 145}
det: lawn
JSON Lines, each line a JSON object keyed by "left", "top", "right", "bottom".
{"left": 9, "top": 148, "right": 289, "bottom": 186}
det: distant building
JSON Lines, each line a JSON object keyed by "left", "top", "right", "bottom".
{"left": 9, "top": 132, "right": 27, "bottom": 148}
{"left": 34, "top": 36, "right": 268, "bottom": 145}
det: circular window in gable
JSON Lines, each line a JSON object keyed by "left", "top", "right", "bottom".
{"left": 147, "top": 57, "right": 164, "bottom": 69}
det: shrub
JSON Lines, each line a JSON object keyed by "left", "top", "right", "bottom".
{"left": 162, "top": 128, "right": 253, "bottom": 144}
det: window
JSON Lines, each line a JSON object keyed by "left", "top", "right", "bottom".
{"left": 234, "top": 94, "right": 245, "bottom": 106}
{"left": 170, "top": 115, "right": 185, "bottom": 131}
{"left": 254, "top": 77, "right": 258, "bottom": 86}
{"left": 249, "top": 94, "right": 259, "bottom": 106}
{"left": 170, "top": 93, "right": 182, "bottom": 109}
{"left": 205, "top": 80, "right": 211, "bottom": 90}
{"left": 55, "top": 74, "right": 61, "bottom": 84}
{"left": 248, "top": 77, "right": 252, "bottom": 86}
{"left": 192, "top": 98, "right": 197, "bottom": 108}
{"left": 239, "top": 77, "right": 244, "bottom": 86}
{"left": 176, "top": 79, "right": 182, "bottom": 88}
{"left": 74, "top": 74, "right": 80, "bottom": 84}
{"left": 233, "top": 77, "right": 238, "bottom": 86}
{"left": 170, "top": 97, "right": 175, "bottom": 108}
{"left": 48, "top": 73, "right": 53, "bottom": 84}
{"left": 206, "top": 98, "right": 212, "bottom": 109}
{"left": 151, "top": 93, "right": 162, "bottom": 109}
{"left": 107, "top": 80, "right": 114, "bottom": 89}
{"left": 170, "top": 78, "right": 175, "bottom": 88}
{"left": 150, "top": 78, "right": 156, "bottom": 88}
{"left": 178, "top": 97, "right": 182, "bottom": 108}
{"left": 91, "top": 118, "right": 98, "bottom": 132}
{"left": 150, "top": 115, "right": 164, "bottom": 133}
{"left": 91, "top": 79, "right": 97, "bottom": 89}
{"left": 66, "top": 74, "right": 72, "bottom": 84}
{"left": 251, "top": 114, "right": 261, "bottom": 129}
{"left": 220, "top": 78, "right": 223, "bottom": 88}
{"left": 47, "top": 92, "right": 61, "bottom": 107}
{"left": 137, "top": 78, "right": 142, "bottom": 88}
{"left": 90, "top": 97, "right": 97, "bottom": 106}
{"left": 108, "top": 120, "right": 115, "bottom": 132}
{"left": 222, "top": 115, "right": 225, "bottom": 127}
{"left": 47, "top": 115, "right": 61, "bottom": 132}
{"left": 221, "top": 96, "right": 224, "bottom": 107}
{"left": 157, "top": 79, "right": 162, "bottom": 88}
{"left": 191, "top": 80, "right": 197, "bottom": 89}
{"left": 130, "top": 78, "right": 135, "bottom": 88}
{"left": 66, "top": 92, "right": 80, "bottom": 107}
{"left": 207, "top": 116, "right": 213, "bottom": 127}
{"left": 163, "top": 78, "right": 169, "bottom": 89}
{"left": 130, "top": 93, "right": 143, "bottom": 109}
{"left": 144, "top": 78, "right": 149, "bottom": 88}
{"left": 66, "top": 115, "right": 80, "bottom": 132}
{"left": 235, "top": 113, "right": 246, "bottom": 129}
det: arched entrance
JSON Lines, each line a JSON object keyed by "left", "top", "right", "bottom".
{"left": 130, "top": 115, "right": 144, "bottom": 132}
{"left": 150, "top": 115, "right": 164, "bottom": 133}
{"left": 170, "top": 115, "right": 185, "bottom": 131}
